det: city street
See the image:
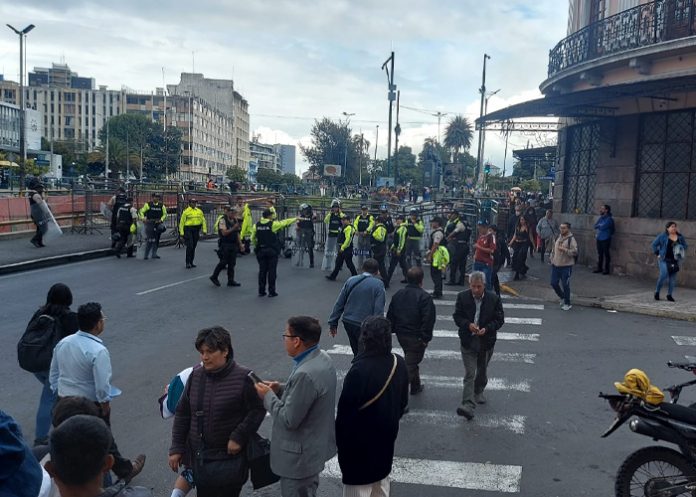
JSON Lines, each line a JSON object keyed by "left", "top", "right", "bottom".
{"left": 2, "top": 243, "right": 695, "bottom": 496}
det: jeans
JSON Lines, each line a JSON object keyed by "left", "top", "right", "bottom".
{"left": 460, "top": 346, "right": 494, "bottom": 409}
{"left": 343, "top": 321, "right": 362, "bottom": 356}
{"left": 551, "top": 265, "right": 573, "bottom": 305}
{"left": 472, "top": 261, "right": 493, "bottom": 291}
{"left": 597, "top": 238, "right": 611, "bottom": 273}
{"left": 33, "top": 371, "right": 56, "bottom": 442}
{"left": 656, "top": 260, "right": 677, "bottom": 296}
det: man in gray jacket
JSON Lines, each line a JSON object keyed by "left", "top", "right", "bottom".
{"left": 328, "top": 258, "right": 386, "bottom": 355}
{"left": 255, "top": 316, "right": 337, "bottom": 497}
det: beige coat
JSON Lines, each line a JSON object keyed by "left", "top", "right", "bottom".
{"left": 551, "top": 232, "right": 578, "bottom": 267}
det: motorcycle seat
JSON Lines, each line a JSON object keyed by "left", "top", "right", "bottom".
{"left": 659, "top": 402, "right": 696, "bottom": 425}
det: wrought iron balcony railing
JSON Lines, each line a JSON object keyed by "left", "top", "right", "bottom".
{"left": 548, "top": 0, "right": 696, "bottom": 77}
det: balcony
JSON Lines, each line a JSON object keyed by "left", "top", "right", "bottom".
{"left": 548, "top": 0, "right": 696, "bottom": 78}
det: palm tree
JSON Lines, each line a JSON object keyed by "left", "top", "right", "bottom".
{"left": 444, "top": 115, "right": 473, "bottom": 162}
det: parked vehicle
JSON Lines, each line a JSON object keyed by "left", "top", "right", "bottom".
{"left": 601, "top": 361, "right": 696, "bottom": 496}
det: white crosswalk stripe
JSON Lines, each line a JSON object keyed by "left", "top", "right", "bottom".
{"left": 433, "top": 330, "right": 540, "bottom": 341}
{"left": 437, "top": 315, "right": 542, "bottom": 325}
{"left": 327, "top": 344, "right": 536, "bottom": 364}
{"left": 672, "top": 336, "right": 696, "bottom": 346}
{"left": 440, "top": 290, "right": 511, "bottom": 298}
{"left": 323, "top": 456, "right": 523, "bottom": 493}
{"left": 435, "top": 301, "right": 544, "bottom": 310}
{"left": 336, "top": 370, "right": 532, "bottom": 392}
{"left": 402, "top": 409, "right": 526, "bottom": 434}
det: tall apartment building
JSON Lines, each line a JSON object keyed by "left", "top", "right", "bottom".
{"left": 250, "top": 140, "right": 280, "bottom": 172}
{"left": 479, "top": 0, "right": 696, "bottom": 285}
{"left": 273, "top": 144, "right": 296, "bottom": 175}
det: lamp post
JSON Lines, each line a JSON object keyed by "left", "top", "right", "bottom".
{"left": 342, "top": 111, "right": 355, "bottom": 178}
{"left": 6, "top": 23, "right": 35, "bottom": 191}
{"left": 475, "top": 53, "right": 491, "bottom": 188}
{"left": 481, "top": 88, "right": 500, "bottom": 190}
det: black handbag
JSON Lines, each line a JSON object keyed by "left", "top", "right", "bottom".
{"left": 192, "top": 372, "right": 248, "bottom": 488}
{"left": 246, "top": 433, "right": 280, "bottom": 490}
{"left": 667, "top": 261, "right": 680, "bottom": 275}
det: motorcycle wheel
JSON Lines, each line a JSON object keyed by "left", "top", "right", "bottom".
{"left": 615, "top": 446, "right": 696, "bottom": 497}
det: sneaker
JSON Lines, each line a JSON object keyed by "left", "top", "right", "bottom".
{"left": 268, "top": 291, "right": 278, "bottom": 297}
{"left": 124, "top": 454, "right": 146, "bottom": 484}
{"left": 227, "top": 281, "right": 241, "bottom": 287}
{"left": 475, "top": 393, "right": 487, "bottom": 404}
{"left": 559, "top": 299, "right": 564, "bottom": 306}
{"left": 561, "top": 304, "right": 572, "bottom": 311}
{"left": 209, "top": 276, "right": 221, "bottom": 287}
{"left": 456, "top": 405, "right": 475, "bottom": 420}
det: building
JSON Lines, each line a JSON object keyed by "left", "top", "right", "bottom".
{"left": 478, "top": 0, "right": 696, "bottom": 286}
{"left": 250, "top": 140, "right": 280, "bottom": 173}
{"left": 28, "top": 63, "right": 94, "bottom": 90}
{"left": 0, "top": 101, "right": 42, "bottom": 153}
{"left": 274, "top": 144, "right": 296, "bottom": 175}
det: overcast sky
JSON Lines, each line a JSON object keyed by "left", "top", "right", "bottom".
{"left": 1, "top": 1, "right": 568, "bottom": 176}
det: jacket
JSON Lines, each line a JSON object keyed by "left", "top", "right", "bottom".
{"left": 0, "top": 410, "right": 42, "bottom": 497}
{"left": 652, "top": 232, "right": 688, "bottom": 261}
{"left": 550, "top": 232, "right": 578, "bottom": 267}
{"left": 594, "top": 213, "right": 615, "bottom": 241}
{"left": 432, "top": 245, "right": 450, "bottom": 270}
{"left": 169, "top": 360, "right": 265, "bottom": 459}
{"left": 139, "top": 202, "right": 167, "bottom": 222}
{"left": 251, "top": 217, "right": 297, "bottom": 248}
{"left": 178, "top": 207, "right": 207, "bottom": 235}
{"left": 335, "top": 350, "right": 408, "bottom": 485}
{"left": 536, "top": 217, "right": 559, "bottom": 239}
{"left": 328, "top": 273, "right": 386, "bottom": 327}
{"left": 453, "top": 290, "right": 505, "bottom": 351}
{"left": 264, "top": 348, "right": 337, "bottom": 479}
{"left": 386, "top": 284, "right": 436, "bottom": 342}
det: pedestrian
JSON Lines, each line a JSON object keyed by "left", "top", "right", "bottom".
{"left": 370, "top": 213, "right": 389, "bottom": 283}
{"left": 524, "top": 206, "right": 538, "bottom": 258}
{"left": 425, "top": 217, "right": 447, "bottom": 298}
{"left": 251, "top": 208, "right": 297, "bottom": 297}
{"left": 28, "top": 179, "right": 47, "bottom": 248}
{"left": 385, "top": 215, "right": 408, "bottom": 288}
{"left": 387, "top": 267, "right": 435, "bottom": 395}
{"left": 550, "top": 222, "right": 578, "bottom": 311}
{"left": 46, "top": 415, "right": 153, "bottom": 497}
{"left": 490, "top": 225, "right": 510, "bottom": 297}
{"left": 335, "top": 316, "right": 409, "bottom": 497}
{"left": 322, "top": 199, "right": 345, "bottom": 271}
{"left": 328, "top": 259, "right": 386, "bottom": 356}
{"left": 0, "top": 410, "right": 51, "bottom": 497}
{"left": 536, "top": 209, "right": 559, "bottom": 263}
{"left": 652, "top": 221, "right": 688, "bottom": 302}
{"left": 296, "top": 203, "right": 316, "bottom": 268}
{"left": 210, "top": 206, "right": 244, "bottom": 288}
{"left": 179, "top": 198, "right": 207, "bottom": 269}
{"left": 508, "top": 216, "right": 531, "bottom": 280}
{"left": 326, "top": 215, "right": 358, "bottom": 281}
{"left": 139, "top": 193, "right": 167, "bottom": 260}
{"left": 49, "top": 302, "right": 118, "bottom": 425}
{"left": 169, "top": 327, "right": 265, "bottom": 497}
{"left": 472, "top": 220, "right": 496, "bottom": 291}
{"left": 255, "top": 316, "right": 337, "bottom": 497}
{"left": 506, "top": 206, "right": 521, "bottom": 241}
{"left": 354, "top": 204, "right": 375, "bottom": 268}
{"left": 452, "top": 271, "right": 505, "bottom": 420}
{"left": 444, "top": 209, "right": 471, "bottom": 286}
{"left": 26, "top": 283, "right": 78, "bottom": 446}
{"left": 403, "top": 207, "right": 424, "bottom": 268}
{"left": 593, "top": 204, "right": 615, "bottom": 275}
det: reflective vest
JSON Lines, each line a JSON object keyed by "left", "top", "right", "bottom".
{"left": 371, "top": 223, "right": 387, "bottom": 254}
{"left": 219, "top": 216, "right": 240, "bottom": 245}
{"left": 355, "top": 214, "right": 373, "bottom": 233}
{"left": 116, "top": 204, "right": 133, "bottom": 226}
{"left": 298, "top": 209, "right": 314, "bottom": 230}
{"left": 255, "top": 220, "right": 277, "bottom": 250}
{"left": 338, "top": 224, "right": 355, "bottom": 251}
{"left": 144, "top": 202, "right": 164, "bottom": 221}
{"left": 327, "top": 212, "right": 342, "bottom": 236}
{"left": 445, "top": 217, "right": 470, "bottom": 246}
{"left": 406, "top": 219, "right": 424, "bottom": 239}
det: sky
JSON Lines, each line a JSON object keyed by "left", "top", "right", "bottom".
{"left": 1, "top": 0, "right": 569, "bottom": 177}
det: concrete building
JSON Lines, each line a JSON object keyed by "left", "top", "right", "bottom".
{"left": 250, "top": 140, "right": 280, "bottom": 173}
{"left": 0, "top": 101, "right": 42, "bottom": 152}
{"left": 274, "top": 144, "right": 296, "bottom": 175}
{"left": 479, "top": 0, "right": 696, "bottom": 286}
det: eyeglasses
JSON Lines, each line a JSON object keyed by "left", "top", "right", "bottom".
{"left": 282, "top": 334, "right": 299, "bottom": 340}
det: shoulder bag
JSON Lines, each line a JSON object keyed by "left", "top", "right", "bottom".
{"left": 359, "top": 354, "right": 398, "bottom": 410}
{"left": 246, "top": 433, "right": 280, "bottom": 490}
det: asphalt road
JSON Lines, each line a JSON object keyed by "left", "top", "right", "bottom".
{"left": 2, "top": 242, "right": 696, "bottom": 496}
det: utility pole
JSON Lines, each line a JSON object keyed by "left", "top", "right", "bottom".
{"left": 435, "top": 111, "right": 447, "bottom": 144}
{"left": 480, "top": 88, "right": 500, "bottom": 190}
{"left": 381, "top": 51, "right": 395, "bottom": 178}
{"left": 475, "top": 53, "right": 491, "bottom": 188}
{"left": 393, "top": 90, "right": 400, "bottom": 184}
{"left": 104, "top": 118, "right": 109, "bottom": 180}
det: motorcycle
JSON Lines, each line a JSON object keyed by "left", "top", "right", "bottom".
{"left": 601, "top": 360, "right": 696, "bottom": 496}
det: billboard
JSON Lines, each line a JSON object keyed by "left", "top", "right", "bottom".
{"left": 323, "top": 164, "right": 342, "bottom": 177}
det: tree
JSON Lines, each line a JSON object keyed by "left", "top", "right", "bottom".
{"left": 393, "top": 146, "right": 421, "bottom": 187}
{"left": 300, "top": 118, "right": 366, "bottom": 184}
{"left": 226, "top": 166, "right": 247, "bottom": 183}
{"left": 256, "top": 168, "right": 282, "bottom": 187}
{"left": 444, "top": 115, "right": 473, "bottom": 162}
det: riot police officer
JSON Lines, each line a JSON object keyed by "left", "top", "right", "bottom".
{"left": 353, "top": 204, "right": 374, "bottom": 267}
{"left": 114, "top": 197, "right": 138, "bottom": 258}
{"left": 296, "top": 203, "right": 316, "bottom": 268}
{"left": 210, "top": 205, "right": 243, "bottom": 287}
{"left": 371, "top": 211, "right": 389, "bottom": 284}
{"left": 108, "top": 187, "right": 127, "bottom": 248}
{"left": 139, "top": 193, "right": 167, "bottom": 260}
{"left": 404, "top": 206, "right": 424, "bottom": 268}
{"left": 326, "top": 215, "right": 357, "bottom": 281}
{"left": 322, "top": 199, "right": 345, "bottom": 270}
{"left": 385, "top": 215, "right": 409, "bottom": 288}
{"left": 445, "top": 209, "right": 472, "bottom": 285}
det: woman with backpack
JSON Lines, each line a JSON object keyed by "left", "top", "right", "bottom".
{"left": 26, "top": 283, "right": 78, "bottom": 446}
{"left": 651, "top": 221, "right": 688, "bottom": 302}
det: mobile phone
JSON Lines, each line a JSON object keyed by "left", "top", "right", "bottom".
{"left": 248, "top": 371, "right": 263, "bottom": 384}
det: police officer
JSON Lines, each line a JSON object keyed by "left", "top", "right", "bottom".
{"left": 322, "top": 199, "right": 345, "bottom": 270}
{"left": 296, "top": 203, "right": 316, "bottom": 268}
{"left": 114, "top": 197, "right": 138, "bottom": 258}
{"left": 385, "top": 215, "right": 409, "bottom": 288}
{"left": 353, "top": 204, "right": 374, "bottom": 267}
{"left": 210, "top": 205, "right": 243, "bottom": 287}
{"left": 28, "top": 179, "right": 46, "bottom": 248}
{"left": 326, "top": 214, "right": 358, "bottom": 281}
{"left": 252, "top": 209, "right": 297, "bottom": 297}
{"left": 404, "top": 207, "right": 424, "bottom": 268}
{"left": 371, "top": 211, "right": 389, "bottom": 284}
{"left": 178, "top": 198, "right": 207, "bottom": 268}
{"left": 139, "top": 193, "right": 167, "bottom": 260}
{"left": 426, "top": 217, "right": 447, "bottom": 298}
{"left": 108, "top": 187, "right": 127, "bottom": 248}
{"left": 445, "top": 209, "right": 472, "bottom": 285}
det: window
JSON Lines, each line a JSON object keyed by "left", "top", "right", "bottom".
{"left": 563, "top": 123, "right": 599, "bottom": 214}
{"left": 635, "top": 110, "right": 696, "bottom": 219}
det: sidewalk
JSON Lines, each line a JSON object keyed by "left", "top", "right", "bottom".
{"left": 500, "top": 253, "right": 696, "bottom": 322}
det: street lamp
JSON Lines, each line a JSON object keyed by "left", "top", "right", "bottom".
{"left": 481, "top": 88, "right": 501, "bottom": 190}
{"left": 6, "top": 23, "right": 35, "bottom": 191}
{"left": 341, "top": 112, "right": 355, "bottom": 177}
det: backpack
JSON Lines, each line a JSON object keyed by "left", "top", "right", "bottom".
{"left": 566, "top": 236, "right": 579, "bottom": 264}
{"left": 17, "top": 313, "right": 63, "bottom": 373}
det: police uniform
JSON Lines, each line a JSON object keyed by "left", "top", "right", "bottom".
{"left": 114, "top": 201, "right": 138, "bottom": 258}
{"left": 296, "top": 207, "right": 315, "bottom": 268}
{"left": 445, "top": 215, "right": 471, "bottom": 285}
{"left": 386, "top": 221, "right": 409, "bottom": 287}
{"left": 404, "top": 215, "right": 424, "bottom": 267}
{"left": 28, "top": 187, "right": 45, "bottom": 247}
{"left": 178, "top": 202, "right": 207, "bottom": 268}
{"left": 322, "top": 209, "right": 345, "bottom": 271}
{"left": 252, "top": 216, "right": 297, "bottom": 296}
{"left": 353, "top": 210, "right": 374, "bottom": 267}
{"left": 370, "top": 218, "right": 389, "bottom": 282}
{"left": 327, "top": 221, "right": 357, "bottom": 280}
{"left": 429, "top": 227, "right": 446, "bottom": 297}
{"left": 211, "top": 213, "right": 242, "bottom": 286}
{"left": 109, "top": 191, "right": 127, "bottom": 248}
{"left": 139, "top": 199, "right": 167, "bottom": 259}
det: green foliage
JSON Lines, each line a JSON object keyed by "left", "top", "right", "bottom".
{"left": 226, "top": 166, "right": 247, "bottom": 183}
{"left": 24, "top": 159, "right": 48, "bottom": 177}
{"left": 519, "top": 179, "right": 542, "bottom": 192}
{"left": 393, "top": 146, "right": 421, "bottom": 187}
{"left": 444, "top": 115, "right": 473, "bottom": 156}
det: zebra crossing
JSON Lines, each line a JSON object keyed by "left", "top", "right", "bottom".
{"left": 320, "top": 290, "right": 547, "bottom": 495}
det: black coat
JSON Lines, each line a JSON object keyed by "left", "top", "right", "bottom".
{"left": 386, "top": 284, "right": 436, "bottom": 342}
{"left": 335, "top": 350, "right": 409, "bottom": 485}
{"left": 453, "top": 290, "right": 505, "bottom": 351}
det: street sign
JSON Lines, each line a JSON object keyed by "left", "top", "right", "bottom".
{"left": 539, "top": 176, "right": 555, "bottom": 181}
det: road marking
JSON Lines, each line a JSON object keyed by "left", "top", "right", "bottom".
{"left": 135, "top": 275, "right": 210, "bottom": 295}
{"left": 437, "top": 315, "right": 542, "bottom": 325}
{"left": 323, "top": 456, "right": 522, "bottom": 493}
{"left": 433, "top": 330, "right": 540, "bottom": 341}
{"left": 336, "top": 370, "right": 531, "bottom": 392}
{"left": 673, "top": 336, "right": 696, "bottom": 346}
{"left": 435, "top": 301, "right": 544, "bottom": 310}
{"left": 327, "top": 345, "right": 535, "bottom": 364}
{"left": 441, "top": 290, "right": 511, "bottom": 298}
{"left": 402, "top": 410, "right": 526, "bottom": 434}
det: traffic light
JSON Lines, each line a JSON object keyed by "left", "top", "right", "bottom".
{"left": 484, "top": 163, "right": 491, "bottom": 174}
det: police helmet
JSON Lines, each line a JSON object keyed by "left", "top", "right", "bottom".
{"left": 300, "top": 203, "right": 309, "bottom": 210}
{"left": 331, "top": 198, "right": 341, "bottom": 208}
{"left": 409, "top": 207, "right": 419, "bottom": 215}
{"left": 379, "top": 204, "right": 388, "bottom": 212}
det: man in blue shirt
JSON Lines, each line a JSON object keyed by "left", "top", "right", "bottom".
{"left": 593, "top": 204, "right": 615, "bottom": 275}
{"left": 50, "top": 302, "right": 118, "bottom": 424}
